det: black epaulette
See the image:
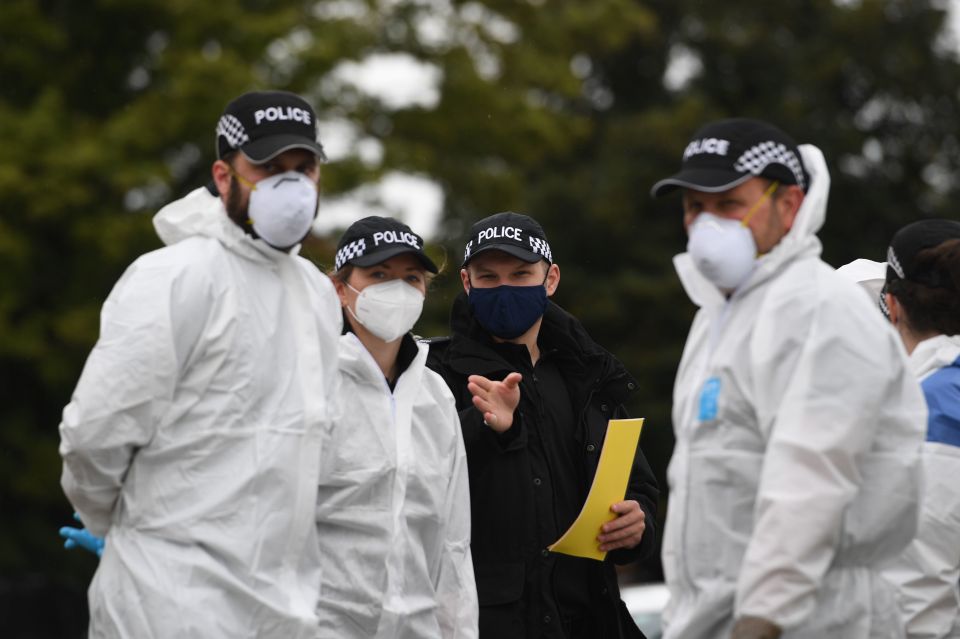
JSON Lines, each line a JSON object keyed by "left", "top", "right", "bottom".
{"left": 416, "top": 335, "right": 451, "bottom": 347}
{"left": 418, "top": 335, "right": 451, "bottom": 368}
{"left": 418, "top": 335, "right": 451, "bottom": 355}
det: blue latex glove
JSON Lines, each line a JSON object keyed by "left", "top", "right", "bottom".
{"left": 59, "top": 512, "right": 104, "bottom": 558}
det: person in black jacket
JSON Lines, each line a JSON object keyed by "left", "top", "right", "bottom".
{"left": 426, "top": 211, "right": 659, "bottom": 639}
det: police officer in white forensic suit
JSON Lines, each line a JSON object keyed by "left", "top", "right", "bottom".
{"left": 650, "top": 118, "right": 926, "bottom": 639}
{"left": 316, "top": 216, "right": 478, "bottom": 638}
{"left": 58, "top": 90, "right": 341, "bottom": 638}
{"left": 839, "top": 220, "right": 960, "bottom": 639}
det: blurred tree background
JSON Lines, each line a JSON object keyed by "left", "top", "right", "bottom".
{"left": 3, "top": 0, "right": 960, "bottom": 635}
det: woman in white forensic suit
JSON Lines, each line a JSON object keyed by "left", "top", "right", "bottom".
{"left": 841, "top": 220, "right": 960, "bottom": 639}
{"left": 317, "top": 215, "right": 478, "bottom": 638}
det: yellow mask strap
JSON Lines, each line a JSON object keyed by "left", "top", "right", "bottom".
{"left": 229, "top": 167, "right": 258, "bottom": 191}
{"left": 227, "top": 168, "right": 257, "bottom": 225}
{"left": 740, "top": 180, "right": 779, "bottom": 227}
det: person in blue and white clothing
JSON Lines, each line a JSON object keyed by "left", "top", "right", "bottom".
{"left": 876, "top": 219, "right": 960, "bottom": 639}
{"left": 319, "top": 216, "right": 478, "bottom": 638}
{"left": 839, "top": 219, "right": 960, "bottom": 639}
{"left": 651, "top": 118, "right": 926, "bottom": 639}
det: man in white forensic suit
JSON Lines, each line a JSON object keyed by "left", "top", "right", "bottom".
{"left": 650, "top": 118, "right": 926, "bottom": 639}
{"left": 58, "top": 90, "right": 341, "bottom": 638}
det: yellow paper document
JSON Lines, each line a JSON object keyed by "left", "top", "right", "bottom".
{"left": 548, "top": 418, "right": 644, "bottom": 561}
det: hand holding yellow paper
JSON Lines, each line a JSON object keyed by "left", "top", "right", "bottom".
{"left": 548, "top": 418, "right": 644, "bottom": 561}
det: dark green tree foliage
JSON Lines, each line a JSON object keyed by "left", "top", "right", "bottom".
{"left": 0, "top": 2, "right": 357, "bottom": 634}
{"left": 2, "top": 0, "right": 959, "bottom": 634}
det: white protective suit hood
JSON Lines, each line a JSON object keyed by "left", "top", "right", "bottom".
{"left": 908, "top": 333, "right": 960, "bottom": 381}
{"left": 153, "top": 185, "right": 301, "bottom": 260}
{"left": 675, "top": 144, "right": 830, "bottom": 309}
{"left": 835, "top": 258, "right": 886, "bottom": 303}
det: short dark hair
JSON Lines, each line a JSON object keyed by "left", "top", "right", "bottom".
{"left": 888, "top": 238, "right": 960, "bottom": 336}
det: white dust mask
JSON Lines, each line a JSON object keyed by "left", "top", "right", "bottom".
{"left": 686, "top": 180, "right": 779, "bottom": 292}
{"left": 687, "top": 213, "right": 758, "bottom": 292}
{"left": 348, "top": 279, "right": 425, "bottom": 342}
{"left": 247, "top": 171, "right": 318, "bottom": 249}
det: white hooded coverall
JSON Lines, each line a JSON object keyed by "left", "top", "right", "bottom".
{"left": 59, "top": 187, "right": 341, "bottom": 638}
{"left": 315, "top": 332, "right": 478, "bottom": 638}
{"left": 884, "top": 334, "right": 960, "bottom": 639}
{"left": 663, "top": 146, "right": 927, "bottom": 639}
{"left": 837, "top": 260, "right": 960, "bottom": 639}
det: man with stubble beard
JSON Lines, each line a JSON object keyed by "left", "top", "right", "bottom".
{"left": 58, "top": 90, "right": 342, "bottom": 638}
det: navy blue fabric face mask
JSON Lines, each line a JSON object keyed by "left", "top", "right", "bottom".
{"left": 468, "top": 283, "right": 548, "bottom": 339}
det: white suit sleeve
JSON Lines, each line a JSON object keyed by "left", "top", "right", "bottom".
{"left": 735, "top": 280, "right": 924, "bottom": 629}
{"left": 884, "top": 443, "right": 960, "bottom": 638}
{"left": 435, "top": 400, "right": 479, "bottom": 638}
{"left": 319, "top": 274, "right": 344, "bottom": 428}
{"left": 58, "top": 255, "right": 206, "bottom": 537}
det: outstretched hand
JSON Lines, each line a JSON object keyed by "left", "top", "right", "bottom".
{"left": 467, "top": 372, "right": 522, "bottom": 433}
{"left": 59, "top": 512, "right": 104, "bottom": 558}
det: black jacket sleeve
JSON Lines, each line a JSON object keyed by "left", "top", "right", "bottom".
{"left": 459, "top": 404, "right": 526, "bottom": 457}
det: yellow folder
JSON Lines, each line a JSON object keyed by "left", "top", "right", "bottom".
{"left": 548, "top": 418, "right": 644, "bottom": 561}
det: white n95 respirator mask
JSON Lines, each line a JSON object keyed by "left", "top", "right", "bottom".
{"left": 247, "top": 171, "right": 318, "bottom": 249}
{"left": 687, "top": 212, "right": 758, "bottom": 292}
{"left": 348, "top": 279, "right": 425, "bottom": 342}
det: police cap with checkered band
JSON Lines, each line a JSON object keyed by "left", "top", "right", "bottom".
{"left": 461, "top": 212, "right": 553, "bottom": 268}
{"left": 651, "top": 118, "right": 809, "bottom": 198}
{"left": 885, "top": 219, "right": 960, "bottom": 288}
{"left": 216, "top": 90, "right": 327, "bottom": 164}
{"left": 334, "top": 216, "right": 438, "bottom": 273}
